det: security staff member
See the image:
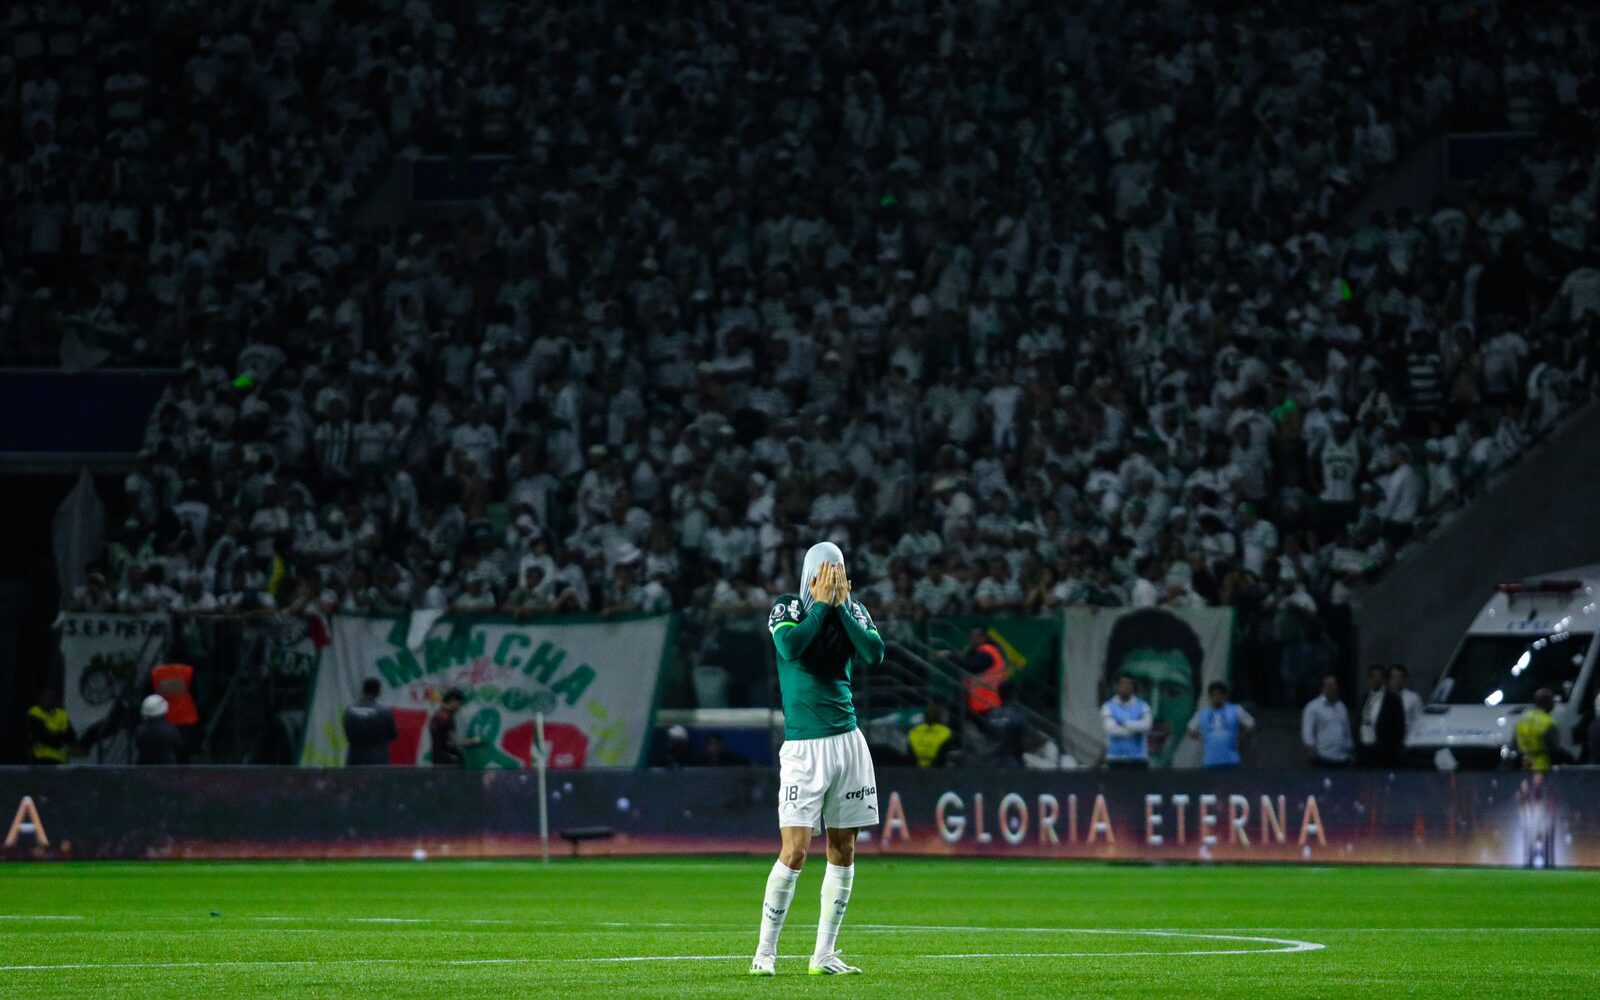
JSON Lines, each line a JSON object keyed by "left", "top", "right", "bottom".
{"left": 949, "top": 627, "right": 1008, "bottom": 716}
{"left": 26, "top": 688, "right": 75, "bottom": 765}
{"left": 907, "top": 703, "right": 954, "bottom": 768}
{"left": 1516, "top": 688, "right": 1570, "bottom": 772}
{"left": 343, "top": 678, "right": 399, "bottom": 766}
{"left": 150, "top": 662, "right": 199, "bottom": 760}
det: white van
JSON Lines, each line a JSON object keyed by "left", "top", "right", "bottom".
{"left": 1406, "top": 568, "right": 1600, "bottom": 769}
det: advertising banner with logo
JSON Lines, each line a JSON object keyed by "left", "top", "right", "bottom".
{"left": 0, "top": 767, "right": 1590, "bottom": 868}
{"left": 298, "top": 613, "right": 674, "bottom": 770}
{"left": 57, "top": 612, "right": 171, "bottom": 759}
{"left": 1060, "top": 608, "right": 1234, "bottom": 768}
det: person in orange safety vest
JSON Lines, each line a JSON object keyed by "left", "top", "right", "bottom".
{"left": 948, "top": 627, "right": 1009, "bottom": 715}
{"left": 149, "top": 662, "right": 199, "bottom": 761}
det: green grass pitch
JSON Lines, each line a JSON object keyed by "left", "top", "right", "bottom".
{"left": 2, "top": 857, "right": 1599, "bottom": 997}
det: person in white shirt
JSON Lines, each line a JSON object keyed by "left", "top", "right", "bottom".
{"left": 893, "top": 514, "right": 943, "bottom": 569}
{"left": 1277, "top": 570, "right": 1319, "bottom": 617}
{"left": 1301, "top": 392, "right": 1339, "bottom": 456}
{"left": 1130, "top": 555, "right": 1162, "bottom": 608}
{"left": 1302, "top": 675, "right": 1354, "bottom": 766}
{"left": 1317, "top": 412, "right": 1361, "bottom": 512}
{"left": 983, "top": 369, "right": 1024, "bottom": 448}
{"left": 413, "top": 564, "right": 450, "bottom": 611}
{"left": 450, "top": 407, "right": 501, "bottom": 481}
{"left": 1237, "top": 502, "right": 1279, "bottom": 576}
{"left": 808, "top": 472, "right": 860, "bottom": 541}
{"left": 1377, "top": 445, "right": 1424, "bottom": 544}
{"left": 452, "top": 572, "right": 498, "bottom": 612}
{"left": 702, "top": 508, "right": 756, "bottom": 575}
{"left": 1480, "top": 327, "right": 1527, "bottom": 399}
{"left": 170, "top": 575, "right": 219, "bottom": 614}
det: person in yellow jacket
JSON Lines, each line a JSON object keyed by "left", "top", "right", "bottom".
{"left": 907, "top": 703, "right": 954, "bottom": 768}
{"left": 26, "top": 688, "right": 75, "bottom": 765}
{"left": 1515, "top": 688, "right": 1570, "bottom": 772}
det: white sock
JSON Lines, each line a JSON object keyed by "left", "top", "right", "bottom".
{"left": 813, "top": 862, "right": 855, "bottom": 961}
{"left": 756, "top": 860, "right": 800, "bottom": 957}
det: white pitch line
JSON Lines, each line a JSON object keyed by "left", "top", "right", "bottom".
{"left": 899, "top": 928, "right": 1323, "bottom": 955}
{"left": 570, "top": 955, "right": 746, "bottom": 964}
{"left": 0, "top": 960, "right": 388, "bottom": 972}
{"left": 924, "top": 951, "right": 1295, "bottom": 959}
{"left": 0, "top": 915, "right": 85, "bottom": 921}
{"left": 0, "top": 929, "right": 1325, "bottom": 971}
{"left": 1197, "top": 927, "right": 1600, "bottom": 933}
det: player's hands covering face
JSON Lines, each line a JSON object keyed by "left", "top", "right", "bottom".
{"left": 812, "top": 562, "right": 848, "bottom": 606}
{"left": 809, "top": 563, "right": 836, "bottom": 606}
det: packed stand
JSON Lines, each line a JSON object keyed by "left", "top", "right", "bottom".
{"left": 25, "top": 1, "right": 1600, "bottom": 704}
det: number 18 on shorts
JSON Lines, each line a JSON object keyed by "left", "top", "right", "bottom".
{"left": 776, "top": 728, "right": 879, "bottom": 834}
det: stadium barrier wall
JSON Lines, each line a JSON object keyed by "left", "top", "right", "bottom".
{"left": 0, "top": 767, "right": 1590, "bottom": 869}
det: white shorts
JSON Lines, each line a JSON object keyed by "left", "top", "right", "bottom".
{"left": 777, "top": 728, "right": 879, "bottom": 835}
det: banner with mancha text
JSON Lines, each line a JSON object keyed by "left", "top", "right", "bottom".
{"left": 299, "top": 613, "right": 674, "bottom": 770}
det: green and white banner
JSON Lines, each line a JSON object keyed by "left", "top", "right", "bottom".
{"left": 1060, "top": 608, "right": 1234, "bottom": 769}
{"left": 299, "top": 613, "right": 673, "bottom": 769}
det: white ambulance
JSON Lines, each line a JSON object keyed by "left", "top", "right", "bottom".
{"left": 1406, "top": 569, "right": 1600, "bottom": 769}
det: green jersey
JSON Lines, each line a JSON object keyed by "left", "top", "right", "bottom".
{"left": 767, "top": 593, "right": 886, "bottom": 740}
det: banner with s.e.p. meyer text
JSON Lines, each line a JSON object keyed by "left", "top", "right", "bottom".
{"left": 299, "top": 613, "right": 674, "bottom": 770}
{"left": 1061, "top": 607, "right": 1233, "bottom": 769}
{"left": 58, "top": 612, "right": 171, "bottom": 760}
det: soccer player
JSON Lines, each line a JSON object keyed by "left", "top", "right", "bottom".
{"left": 751, "top": 542, "right": 884, "bottom": 977}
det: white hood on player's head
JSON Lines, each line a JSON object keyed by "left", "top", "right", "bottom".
{"left": 800, "top": 541, "right": 845, "bottom": 610}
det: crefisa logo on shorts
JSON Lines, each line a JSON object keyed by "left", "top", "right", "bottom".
{"left": 844, "top": 785, "right": 876, "bottom": 801}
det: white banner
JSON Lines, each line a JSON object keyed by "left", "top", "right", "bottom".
{"left": 1061, "top": 608, "right": 1234, "bottom": 769}
{"left": 58, "top": 612, "right": 171, "bottom": 760}
{"left": 300, "top": 613, "right": 674, "bottom": 769}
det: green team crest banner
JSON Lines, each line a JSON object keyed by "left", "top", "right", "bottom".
{"left": 300, "top": 612, "right": 674, "bottom": 769}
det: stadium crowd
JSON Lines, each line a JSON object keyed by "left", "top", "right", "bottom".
{"left": 6, "top": 1, "right": 1599, "bottom": 705}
